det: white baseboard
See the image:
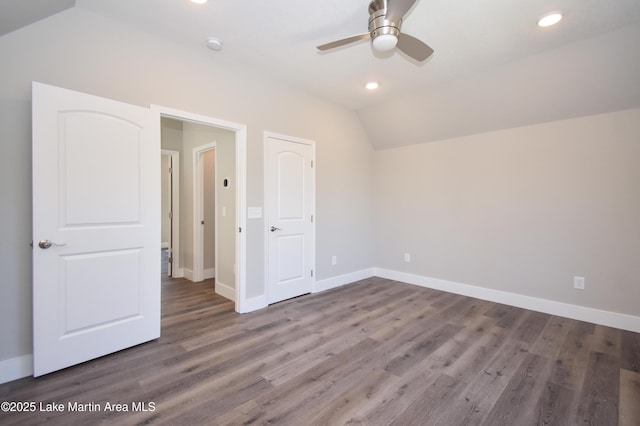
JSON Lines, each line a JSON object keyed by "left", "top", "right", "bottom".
{"left": 183, "top": 268, "right": 193, "bottom": 281}
{"left": 313, "top": 268, "right": 376, "bottom": 294}
{"left": 183, "top": 268, "right": 215, "bottom": 281}
{"left": 172, "top": 267, "right": 184, "bottom": 278}
{"left": 216, "top": 281, "right": 235, "bottom": 301}
{"left": 237, "top": 294, "right": 267, "bottom": 314}
{"left": 0, "top": 354, "right": 33, "bottom": 384}
{"left": 375, "top": 268, "right": 640, "bottom": 334}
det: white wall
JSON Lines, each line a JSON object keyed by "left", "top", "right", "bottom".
{"left": 0, "top": 7, "right": 375, "bottom": 370}
{"left": 374, "top": 108, "right": 640, "bottom": 318}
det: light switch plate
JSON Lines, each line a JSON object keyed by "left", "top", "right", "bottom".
{"left": 248, "top": 207, "right": 262, "bottom": 219}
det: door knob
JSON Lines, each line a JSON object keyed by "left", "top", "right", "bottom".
{"left": 270, "top": 226, "right": 282, "bottom": 232}
{"left": 38, "top": 240, "right": 66, "bottom": 249}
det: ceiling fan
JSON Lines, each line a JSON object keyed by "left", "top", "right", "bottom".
{"left": 317, "top": 0, "right": 434, "bottom": 62}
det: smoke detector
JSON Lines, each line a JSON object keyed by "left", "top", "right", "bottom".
{"left": 206, "top": 37, "right": 223, "bottom": 51}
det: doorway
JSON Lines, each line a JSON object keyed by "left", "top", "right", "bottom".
{"left": 154, "top": 105, "right": 247, "bottom": 313}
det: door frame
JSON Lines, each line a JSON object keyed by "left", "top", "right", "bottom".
{"left": 193, "top": 142, "right": 217, "bottom": 283}
{"left": 153, "top": 105, "right": 248, "bottom": 313}
{"left": 161, "top": 149, "right": 181, "bottom": 277}
{"left": 263, "top": 131, "right": 316, "bottom": 304}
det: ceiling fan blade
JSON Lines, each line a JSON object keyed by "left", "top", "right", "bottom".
{"left": 386, "top": 0, "right": 418, "bottom": 23}
{"left": 396, "top": 32, "right": 433, "bottom": 62}
{"left": 317, "top": 33, "right": 371, "bottom": 51}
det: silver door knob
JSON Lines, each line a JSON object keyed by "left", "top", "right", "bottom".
{"left": 38, "top": 240, "right": 66, "bottom": 249}
{"left": 270, "top": 226, "right": 282, "bottom": 232}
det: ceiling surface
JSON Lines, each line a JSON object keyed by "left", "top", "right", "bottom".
{"left": 2, "top": 0, "right": 640, "bottom": 148}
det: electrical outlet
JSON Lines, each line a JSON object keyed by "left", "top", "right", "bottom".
{"left": 404, "top": 253, "right": 411, "bottom": 263}
{"left": 331, "top": 256, "right": 337, "bottom": 266}
{"left": 574, "top": 276, "right": 585, "bottom": 290}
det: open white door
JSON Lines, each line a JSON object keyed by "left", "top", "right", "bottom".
{"left": 265, "top": 134, "right": 315, "bottom": 304}
{"left": 32, "top": 82, "right": 160, "bottom": 376}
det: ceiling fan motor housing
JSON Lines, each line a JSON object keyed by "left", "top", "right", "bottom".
{"left": 368, "top": 0, "right": 401, "bottom": 43}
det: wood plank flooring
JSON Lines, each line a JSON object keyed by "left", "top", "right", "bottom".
{"left": 2, "top": 268, "right": 639, "bottom": 425}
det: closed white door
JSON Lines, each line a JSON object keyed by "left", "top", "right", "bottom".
{"left": 266, "top": 135, "right": 315, "bottom": 304}
{"left": 32, "top": 82, "right": 160, "bottom": 376}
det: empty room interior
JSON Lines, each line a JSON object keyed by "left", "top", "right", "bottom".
{"left": 0, "top": 0, "right": 639, "bottom": 424}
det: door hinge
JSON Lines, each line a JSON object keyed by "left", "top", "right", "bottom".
{"left": 311, "top": 269, "right": 314, "bottom": 277}
{"left": 239, "top": 227, "right": 242, "bottom": 233}
{"left": 168, "top": 257, "right": 173, "bottom": 263}
{"left": 168, "top": 167, "right": 173, "bottom": 174}
{"left": 311, "top": 214, "right": 314, "bottom": 223}
{"left": 169, "top": 211, "right": 173, "bottom": 219}
{"left": 311, "top": 160, "right": 314, "bottom": 168}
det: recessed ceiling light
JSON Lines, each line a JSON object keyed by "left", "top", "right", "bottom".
{"left": 191, "top": 0, "right": 207, "bottom": 4}
{"left": 365, "top": 81, "right": 379, "bottom": 90}
{"left": 538, "top": 11, "right": 563, "bottom": 27}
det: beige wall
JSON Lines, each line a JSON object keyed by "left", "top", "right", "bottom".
{"left": 374, "top": 108, "right": 640, "bottom": 317}
{"left": 160, "top": 154, "right": 171, "bottom": 247}
{"left": 0, "top": 7, "right": 375, "bottom": 364}
{"left": 202, "top": 149, "right": 216, "bottom": 272}
{"left": 215, "top": 133, "right": 237, "bottom": 291}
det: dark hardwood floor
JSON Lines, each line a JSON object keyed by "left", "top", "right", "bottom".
{"left": 2, "top": 258, "right": 639, "bottom": 425}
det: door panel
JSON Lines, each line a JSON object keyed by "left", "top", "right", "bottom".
{"left": 277, "top": 152, "right": 305, "bottom": 219}
{"left": 266, "top": 135, "right": 315, "bottom": 304}
{"left": 276, "top": 234, "right": 305, "bottom": 282}
{"left": 63, "top": 112, "right": 142, "bottom": 224}
{"left": 62, "top": 249, "right": 142, "bottom": 333}
{"left": 32, "top": 82, "right": 160, "bottom": 376}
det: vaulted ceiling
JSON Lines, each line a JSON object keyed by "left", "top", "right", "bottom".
{"left": 2, "top": 0, "right": 640, "bottom": 148}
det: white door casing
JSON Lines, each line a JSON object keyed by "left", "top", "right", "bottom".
{"left": 161, "top": 149, "right": 181, "bottom": 278}
{"left": 32, "top": 82, "right": 160, "bottom": 376}
{"left": 265, "top": 133, "right": 315, "bottom": 304}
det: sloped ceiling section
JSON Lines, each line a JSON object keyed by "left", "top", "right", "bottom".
{"left": 0, "top": 0, "right": 75, "bottom": 37}
{"left": 358, "top": 22, "right": 640, "bottom": 149}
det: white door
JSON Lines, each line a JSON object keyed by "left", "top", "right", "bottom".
{"left": 32, "top": 82, "right": 160, "bottom": 377}
{"left": 266, "top": 134, "right": 315, "bottom": 304}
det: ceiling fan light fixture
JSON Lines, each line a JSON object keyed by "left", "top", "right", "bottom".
{"left": 538, "top": 11, "right": 563, "bottom": 27}
{"left": 365, "top": 81, "right": 379, "bottom": 90}
{"left": 190, "top": 0, "right": 207, "bottom": 4}
{"left": 372, "top": 34, "right": 398, "bottom": 52}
